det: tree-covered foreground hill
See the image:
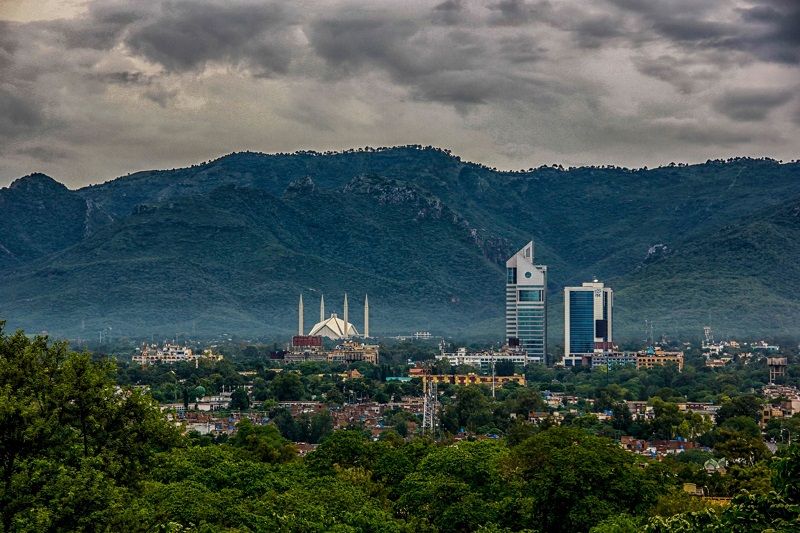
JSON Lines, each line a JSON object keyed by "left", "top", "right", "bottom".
{"left": 1, "top": 147, "right": 799, "bottom": 339}
{"left": 1, "top": 325, "right": 799, "bottom": 532}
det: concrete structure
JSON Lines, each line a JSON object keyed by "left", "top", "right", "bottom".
{"left": 364, "top": 294, "right": 369, "bottom": 338}
{"left": 563, "top": 281, "right": 613, "bottom": 367}
{"left": 590, "top": 352, "right": 637, "bottom": 369}
{"left": 762, "top": 384, "right": 800, "bottom": 428}
{"left": 506, "top": 241, "right": 547, "bottom": 364}
{"left": 304, "top": 293, "right": 368, "bottom": 340}
{"left": 767, "top": 357, "right": 788, "bottom": 384}
{"left": 132, "top": 343, "right": 223, "bottom": 365}
{"left": 422, "top": 372, "right": 526, "bottom": 393}
{"left": 327, "top": 340, "right": 379, "bottom": 364}
{"left": 436, "top": 342, "right": 530, "bottom": 368}
{"left": 298, "top": 294, "right": 304, "bottom": 336}
{"left": 636, "top": 347, "right": 684, "bottom": 371}
{"left": 309, "top": 313, "right": 359, "bottom": 339}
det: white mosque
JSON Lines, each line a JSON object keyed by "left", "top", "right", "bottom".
{"left": 298, "top": 293, "right": 369, "bottom": 340}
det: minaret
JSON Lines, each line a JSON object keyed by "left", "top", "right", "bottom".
{"left": 343, "top": 293, "right": 349, "bottom": 338}
{"left": 320, "top": 294, "right": 325, "bottom": 323}
{"left": 364, "top": 294, "right": 369, "bottom": 338}
{"left": 298, "top": 294, "right": 304, "bottom": 335}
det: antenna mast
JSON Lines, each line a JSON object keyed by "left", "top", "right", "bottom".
{"left": 422, "top": 377, "right": 438, "bottom": 438}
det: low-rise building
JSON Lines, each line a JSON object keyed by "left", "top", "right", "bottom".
{"left": 636, "top": 347, "right": 684, "bottom": 371}
{"left": 132, "top": 342, "right": 223, "bottom": 365}
{"left": 436, "top": 343, "right": 529, "bottom": 368}
{"left": 327, "top": 341, "right": 379, "bottom": 364}
{"left": 705, "top": 358, "right": 732, "bottom": 368}
{"left": 422, "top": 372, "right": 526, "bottom": 392}
{"left": 590, "top": 352, "right": 637, "bottom": 369}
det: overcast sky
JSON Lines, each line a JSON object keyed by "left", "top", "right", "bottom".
{"left": 0, "top": 0, "right": 798, "bottom": 188}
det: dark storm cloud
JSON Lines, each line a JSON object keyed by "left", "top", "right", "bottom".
{"left": 309, "top": 15, "right": 421, "bottom": 75}
{"left": 606, "top": 0, "right": 800, "bottom": 63}
{"left": 737, "top": 0, "right": 800, "bottom": 64}
{"left": 309, "top": 9, "right": 563, "bottom": 107}
{"left": 41, "top": 1, "right": 299, "bottom": 75}
{"left": 15, "top": 145, "right": 69, "bottom": 163}
{"left": 92, "top": 71, "right": 154, "bottom": 86}
{"left": 54, "top": 3, "right": 142, "bottom": 50}
{"left": 633, "top": 55, "right": 721, "bottom": 94}
{"left": 124, "top": 1, "right": 298, "bottom": 75}
{"left": 432, "top": 0, "right": 467, "bottom": 26}
{"left": 497, "top": 34, "right": 546, "bottom": 63}
{"left": 0, "top": 85, "right": 42, "bottom": 140}
{"left": 712, "top": 88, "right": 795, "bottom": 121}
{"left": 309, "top": 13, "right": 512, "bottom": 105}
{"left": 488, "top": 0, "right": 544, "bottom": 26}
{"left": 572, "top": 15, "right": 625, "bottom": 48}
{"left": 0, "top": 0, "right": 798, "bottom": 186}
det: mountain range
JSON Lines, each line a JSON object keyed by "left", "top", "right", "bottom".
{"left": 1, "top": 146, "right": 798, "bottom": 343}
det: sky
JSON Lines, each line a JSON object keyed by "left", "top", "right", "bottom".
{"left": 0, "top": 0, "right": 798, "bottom": 188}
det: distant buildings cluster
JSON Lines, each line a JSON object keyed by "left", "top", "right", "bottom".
{"left": 275, "top": 293, "right": 379, "bottom": 364}
{"left": 501, "top": 240, "right": 683, "bottom": 369}
{"left": 132, "top": 342, "right": 223, "bottom": 366}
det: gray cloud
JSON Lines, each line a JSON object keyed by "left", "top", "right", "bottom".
{"left": 308, "top": 12, "right": 553, "bottom": 106}
{"left": 713, "top": 88, "right": 795, "bottom": 121}
{"left": 0, "top": 0, "right": 798, "bottom": 187}
{"left": 633, "top": 55, "right": 722, "bottom": 94}
{"left": 736, "top": 1, "right": 800, "bottom": 64}
{"left": 15, "top": 144, "right": 69, "bottom": 163}
{"left": 488, "top": 0, "right": 537, "bottom": 26}
{"left": 0, "top": 85, "right": 42, "bottom": 141}
{"left": 124, "top": 1, "right": 298, "bottom": 75}
{"left": 432, "top": 0, "right": 468, "bottom": 26}
{"left": 606, "top": 0, "right": 800, "bottom": 64}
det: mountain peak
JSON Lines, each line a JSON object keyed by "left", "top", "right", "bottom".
{"left": 8, "top": 173, "right": 68, "bottom": 193}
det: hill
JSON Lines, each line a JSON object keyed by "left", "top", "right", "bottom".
{"left": 0, "top": 147, "right": 798, "bottom": 341}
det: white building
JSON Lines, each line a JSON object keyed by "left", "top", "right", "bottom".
{"left": 302, "top": 293, "right": 366, "bottom": 340}
{"left": 506, "top": 241, "right": 547, "bottom": 364}
{"left": 436, "top": 343, "right": 530, "bottom": 368}
{"left": 132, "top": 343, "right": 222, "bottom": 365}
{"left": 563, "top": 281, "right": 614, "bottom": 366}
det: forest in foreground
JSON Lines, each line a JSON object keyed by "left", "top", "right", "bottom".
{"left": 1, "top": 325, "right": 799, "bottom": 532}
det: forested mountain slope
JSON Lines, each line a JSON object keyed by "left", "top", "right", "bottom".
{"left": 0, "top": 147, "right": 797, "bottom": 339}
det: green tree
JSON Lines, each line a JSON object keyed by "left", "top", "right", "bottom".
{"left": 395, "top": 440, "right": 509, "bottom": 532}
{"left": 305, "top": 429, "right": 373, "bottom": 474}
{"left": 0, "top": 324, "right": 179, "bottom": 531}
{"left": 230, "top": 387, "right": 250, "bottom": 411}
{"left": 506, "top": 427, "right": 665, "bottom": 533}
{"left": 716, "top": 395, "right": 761, "bottom": 425}
{"left": 271, "top": 372, "right": 305, "bottom": 401}
{"left": 230, "top": 419, "right": 296, "bottom": 462}
{"left": 443, "top": 386, "right": 494, "bottom": 433}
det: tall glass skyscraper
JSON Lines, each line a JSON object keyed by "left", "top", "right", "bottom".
{"left": 563, "top": 281, "right": 613, "bottom": 366}
{"left": 505, "top": 241, "right": 547, "bottom": 364}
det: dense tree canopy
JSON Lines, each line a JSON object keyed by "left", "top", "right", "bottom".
{"left": 2, "top": 326, "right": 799, "bottom": 532}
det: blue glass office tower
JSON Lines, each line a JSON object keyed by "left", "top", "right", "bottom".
{"left": 506, "top": 241, "right": 547, "bottom": 364}
{"left": 563, "top": 281, "right": 613, "bottom": 366}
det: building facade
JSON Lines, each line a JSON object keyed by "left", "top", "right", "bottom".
{"left": 421, "top": 372, "right": 526, "bottom": 393}
{"left": 636, "top": 347, "right": 684, "bottom": 371}
{"left": 563, "top": 281, "right": 613, "bottom": 366}
{"left": 436, "top": 343, "right": 530, "bottom": 368}
{"left": 506, "top": 241, "right": 548, "bottom": 363}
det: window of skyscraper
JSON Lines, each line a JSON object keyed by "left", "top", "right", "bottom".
{"left": 518, "top": 289, "right": 542, "bottom": 301}
{"left": 507, "top": 268, "right": 517, "bottom": 284}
